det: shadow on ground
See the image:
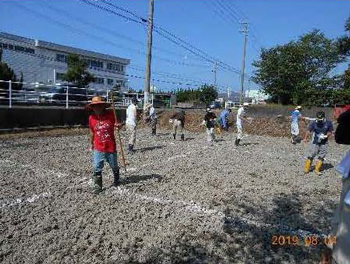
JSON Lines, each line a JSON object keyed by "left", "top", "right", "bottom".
{"left": 240, "top": 142, "right": 259, "bottom": 146}
{"left": 322, "top": 163, "right": 334, "bottom": 172}
{"left": 136, "top": 146, "right": 164, "bottom": 153}
{"left": 122, "top": 173, "right": 163, "bottom": 185}
{"left": 139, "top": 192, "right": 335, "bottom": 263}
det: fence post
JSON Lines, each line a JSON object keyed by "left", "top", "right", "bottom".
{"left": 9, "top": 80, "right": 12, "bottom": 108}
{"left": 66, "top": 85, "right": 69, "bottom": 109}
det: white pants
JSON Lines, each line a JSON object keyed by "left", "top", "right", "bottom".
{"left": 236, "top": 121, "right": 243, "bottom": 140}
{"left": 173, "top": 120, "right": 183, "bottom": 135}
{"left": 206, "top": 128, "right": 215, "bottom": 142}
{"left": 291, "top": 122, "right": 299, "bottom": 136}
{"left": 126, "top": 124, "right": 136, "bottom": 146}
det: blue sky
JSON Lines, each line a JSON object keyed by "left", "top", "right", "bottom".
{"left": 0, "top": 0, "right": 349, "bottom": 93}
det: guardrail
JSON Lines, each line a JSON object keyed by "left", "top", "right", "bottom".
{"left": 0, "top": 80, "right": 131, "bottom": 109}
{"left": 0, "top": 80, "right": 174, "bottom": 109}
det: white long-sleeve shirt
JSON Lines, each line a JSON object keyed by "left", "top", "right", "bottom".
{"left": 149, "top": 106, "right": 156, "bottom": 119}
{"left": 126, "top": 103, "right": 137, "bottom": 127}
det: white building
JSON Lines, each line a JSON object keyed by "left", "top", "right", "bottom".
{"left": 0, "top": 32, "right": 130, "bottom": 90}
{"left": 245, "top": 89, "right": 269, "bottom": 104}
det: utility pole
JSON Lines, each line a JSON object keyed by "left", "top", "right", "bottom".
{"left": 247, "top": 78, "right": 251, "bottom": 100}
{"left": 212, "top": 61, "right": 217, "bottom": 88}
{"left": 143, "top": 0, "right": 154, "bottom": 110}
{"left": 239, "top": 22, "right": 248, "bottom": 104}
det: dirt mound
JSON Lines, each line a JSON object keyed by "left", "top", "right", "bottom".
{"left": 148, "top": 110, "right": 310, "bottom": 138}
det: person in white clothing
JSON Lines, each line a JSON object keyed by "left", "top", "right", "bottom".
{"left": 146, "top": 103, "right": 157, "bottom": 135}
{"left": 235, "top": 102, "right": 249, "bottom": 146}
{"left": 126, "top": 98, "right": 137, "bottom": 154}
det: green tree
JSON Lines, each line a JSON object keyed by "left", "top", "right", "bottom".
{"left": 253, "top": 30, "right": 342, "bottom": 105}
{"left": 199, "top": 84, "right": 218, "bottom": 105}
{"left": 63, "top": 54, "right": 94, "bottom": 88}
{"left": 175, "top": 85, "right": 217, "bottom": 104}
{"left": 0, "top": 49, "right": 22, "bottom": 90}
{"left": 337, "top": 15, "right": 350, "bottom": 101}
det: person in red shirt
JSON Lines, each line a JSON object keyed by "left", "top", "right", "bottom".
{"left": 88, "top": 96, "right": 122, "bottom": 194}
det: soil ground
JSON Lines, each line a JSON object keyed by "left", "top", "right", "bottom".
{"left": 0, "top": 126, "right": 347, "bottom": 263}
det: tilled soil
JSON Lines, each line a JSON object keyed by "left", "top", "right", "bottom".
{"left": 0, "top": 128, "right": 347, "bottom": 264}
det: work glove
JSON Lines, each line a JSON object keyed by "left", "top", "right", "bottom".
{"left": 319, "top": 133, "right": 328, "bottom": 140}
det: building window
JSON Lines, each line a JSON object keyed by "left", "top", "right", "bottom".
{"left": 90, "top": 60, "right": 103, "bottom": 68}
{"left": 84, "top": 59, "right": 103, "bottom": 69}
{"left": 107, "top": 62, "right": 123, "bottom": 72}
{"left": 115, "top": 80, "right": 125, "bottom": 87}
{"left": 56, "top": 54, "right": 67, "bottom": 62}
{"left": 107, "top": 79, "right": 114, "bottom": 85}
{"left": 94, "top": 77, "right": 104, "bottom": 84}
{"left": 0, "top": 43, "right": 8, "bottom": 49}
{"left": 56, "top": 72, "right": 65, "bottom": 81}
{"left": 0, "top": 42, "right": 35, "bottom": 54}
{"left": 25, "top": 47, "right": 35, "bottom": 54}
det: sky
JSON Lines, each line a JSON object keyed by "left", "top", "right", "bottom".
{"left": 0, "top": 0, "right": 349, "bottom": 94}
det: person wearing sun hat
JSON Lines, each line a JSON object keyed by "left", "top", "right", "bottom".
{"left": 87, "top": 96, "right": 122, "bottom": 194}
{"left": 291, "top": 105, "right": 303, "bottom": 144}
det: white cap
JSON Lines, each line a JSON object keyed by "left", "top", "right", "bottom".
{"left": 243, "top": 102, "right": 249, "bottom": 107}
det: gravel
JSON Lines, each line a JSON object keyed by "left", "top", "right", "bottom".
{"left": 0, "top": 128, "right": 347, "bottom": 263}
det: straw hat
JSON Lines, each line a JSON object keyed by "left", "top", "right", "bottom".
{"left": 87, "top": 96, "right": 110, "bottom": 109}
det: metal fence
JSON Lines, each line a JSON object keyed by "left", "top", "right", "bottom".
{"left": 0, "top": 80, "right": 154, "bottom": 109}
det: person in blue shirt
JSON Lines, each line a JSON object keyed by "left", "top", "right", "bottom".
{"left": 219, "top": 108, "right": 231, "bottom": 131}
{"left": 291, "top": 106, "right": 303, "bottom": 144}
{"left": 303, "top": 111, "right": 333, "bottom": 175}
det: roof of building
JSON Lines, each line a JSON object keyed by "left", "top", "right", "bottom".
{"left": 0, "top": 32, "right": 130, "bottom": 64}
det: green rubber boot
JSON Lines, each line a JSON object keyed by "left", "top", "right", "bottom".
{"left": 92, "top": 172, "right": 102, "bottom": 194}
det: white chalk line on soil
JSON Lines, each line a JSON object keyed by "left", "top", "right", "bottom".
{"left": 0, "top": 192, "right": 51, "bottom": 208}
{"left": 110, "top": 186, "right": 224, "bottom": 218}
{"left": 108, "top": 186, "right": 328, "bottom": 239}
{"left": 2, "top": 142, "right": 328, "bottom": 239}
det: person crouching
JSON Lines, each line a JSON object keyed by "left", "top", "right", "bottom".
{"left": 303, "top": 111, "right": 333, "bottom": 175}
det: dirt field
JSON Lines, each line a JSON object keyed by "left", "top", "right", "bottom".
{"left": 0, "top": 127, "right": 347, "bottom": 263}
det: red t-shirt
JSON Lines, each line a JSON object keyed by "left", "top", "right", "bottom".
{"left": 89, "top": 110, "right": 116, "bottom": 153}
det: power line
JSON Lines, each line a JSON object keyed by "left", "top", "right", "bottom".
{"left": 212, "top": 0, "right": 240, "bottom": 24}
{"left": 81, "top": 0, "right": 241, "bottom": 75}
{"left": 80, "top": 0, "right": 145, "bottom": 26}
{"left": 41, "top": 0, "right": 207, "bottom": 63}
{"left": 223, "top": 0, "right": 247, "bottom": 21}
{"left": 100, "top": 0, "right": 234, "bottom": 69}
{"left": 203, "top": 0, "right": 234, "bottom": 25}
{"left": 129, "top": 65, "right": 213, "bottom": 85}
{"left": 9, "top": 1, "right": 212, "bottom": 70}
